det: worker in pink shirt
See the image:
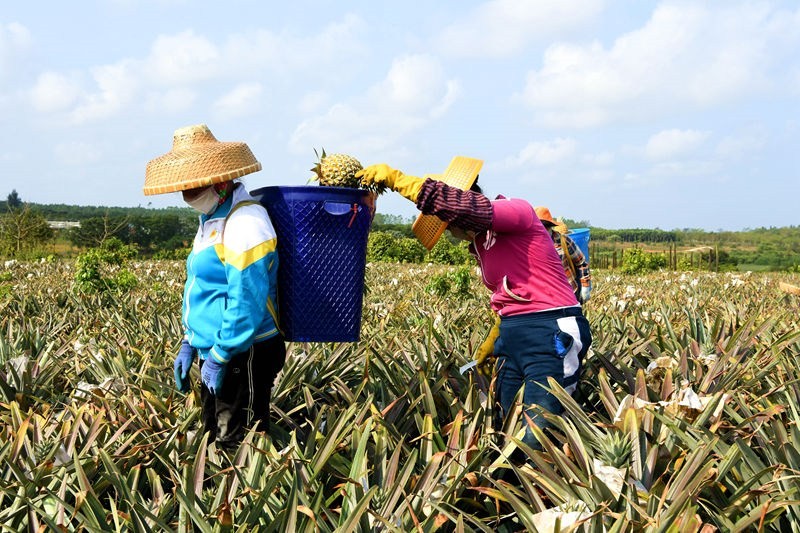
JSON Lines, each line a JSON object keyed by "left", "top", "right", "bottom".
{"left": 358, "top": 163, "right": 592, "bottom": 455}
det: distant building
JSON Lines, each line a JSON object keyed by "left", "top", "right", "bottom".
{"left": 47, "top": 221, "right": 81, "bottom": 229}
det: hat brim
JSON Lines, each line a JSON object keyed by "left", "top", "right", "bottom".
{"left": 548, "top": 220, "right": 569, "bottom": 234}
{"left": 143, "top": 160, "right": 261, "bottom": 195}
{"left": 411, "top": 156, "right": 483, "bottom": 250}
{"left": 144, "top": 125, "right": 261, "bottom": 196}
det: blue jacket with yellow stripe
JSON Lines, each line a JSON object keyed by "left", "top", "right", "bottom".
{"left": 182, "top": 183, "right": 279, "bottom": 363}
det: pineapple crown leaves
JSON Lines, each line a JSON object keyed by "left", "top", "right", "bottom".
{"left": 310, "top": 147, "right": 327, "bottom": 181}
{"left": 593, "top": 430, "right": 633, "bottom": 468}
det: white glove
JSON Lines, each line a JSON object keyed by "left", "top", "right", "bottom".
{"left": 580, "top": 285, "right": 592, "bottom": 303}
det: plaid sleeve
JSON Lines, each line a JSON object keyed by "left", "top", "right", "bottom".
{"left": 415, "top": 178, "right": 493, "bottom": 232}
{"left": 565, "top": 236, "right": 592, "bottom": 287}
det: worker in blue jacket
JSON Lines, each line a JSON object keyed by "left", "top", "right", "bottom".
{"left": 144, "top": 124, "right": 285, "bottom": 448}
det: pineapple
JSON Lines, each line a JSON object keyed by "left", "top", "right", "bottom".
{"left": 311, "top": 148, "right": 363, "bottom": 188}
{"left": 310, "top": 148, "right": 385, "bottom": 193}
{"left": 594, "top": 430, "right": 632, "bottom": 468}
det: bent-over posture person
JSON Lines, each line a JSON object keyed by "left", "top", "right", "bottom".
{"left": 357, "top": 162, "right": 592, "bottom": 454}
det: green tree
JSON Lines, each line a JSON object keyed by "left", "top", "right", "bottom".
{"left": 6, "top": 190, "right": 22, "bottom": 210}
{"left": 367, "top": 231, "right": 400, "bottom": 262}
{"left": 620, "top": 247, "right": 667, "bottom": 274}
{"left": 427, "top": 237, "right": 471, "bottom": 265}
{"left": 68, "top": 214, "right": 129, "bottom": 248}
{"left": 126, "top": 214, "right": 194, "bottom": 250}
{"left": 0, "top": 204, "right": 54, "bottom": 257}
{"left": 372, "top": 213, "right": 411, "bottom": 225}
{"left": 73, "top": 238, "right": 139, "bottom": 293}
{"left": 394, "top": 237, "right": 426, "bottom": 263}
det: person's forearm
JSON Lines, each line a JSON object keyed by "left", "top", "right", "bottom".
{"left": 415, "top": 179, "right": 493, "bottom": 232}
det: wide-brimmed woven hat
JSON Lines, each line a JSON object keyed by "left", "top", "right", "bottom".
{"left": 411, "top": 156, "right": 483, "bottom": 250}
{"left": 143, "top": 124, "right": 261, "bottom": 196}
{"left": 534, "top": 206, "right": 568, "bottom": 234}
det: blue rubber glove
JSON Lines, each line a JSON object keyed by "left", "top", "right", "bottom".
{"left": 580, "top": 285, "right": 592, "bottom": 303}
{"left": 174, "top": 340, "right": 196, "bottom": 393}
{"left": 201, "top": 357, "right": 227, "bottom": 396}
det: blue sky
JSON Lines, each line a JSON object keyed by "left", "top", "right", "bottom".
{"left": 1, "top": 0, "right": 798, "bottom": 230}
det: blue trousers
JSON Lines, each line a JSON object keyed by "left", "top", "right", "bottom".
{"left": 493, "top": 307, "right": 592, "bottom": 450}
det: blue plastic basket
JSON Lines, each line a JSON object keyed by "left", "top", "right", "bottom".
{"left": 251, "top": 185, "right": 374, "bottom": 342}
{"left": 568, "top": 228, "right": 590, "bottom": 263}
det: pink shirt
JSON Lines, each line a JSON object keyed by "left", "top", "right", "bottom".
{"left": 472, "top": 197, "right": 579, "bottom": 316}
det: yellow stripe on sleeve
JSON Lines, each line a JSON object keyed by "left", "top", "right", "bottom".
{"left": 266, "top": 296, "right": 279, "bottom": 330}
{"left": 223, "top": 239, "right": 277, "bottom": 270}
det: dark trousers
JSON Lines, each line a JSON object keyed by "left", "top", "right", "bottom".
{"left": 493, "top": 307, "right": 592, "bottom": 451}
{"left": 199, "top": 335, "right": 286, "bottom": 448}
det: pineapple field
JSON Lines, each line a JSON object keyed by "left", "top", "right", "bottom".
{"left": 2, "top": 258, "right": 800, "bottom": 532}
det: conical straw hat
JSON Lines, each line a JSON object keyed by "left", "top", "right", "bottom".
{"left": 143, "top": 124, "right": 261, "bottom": 195}
{"left": 411, "top": 156, "right": 483, "bottom": 250}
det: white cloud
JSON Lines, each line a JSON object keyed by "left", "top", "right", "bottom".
{"left": 370, "top": 55, "right": 461, "bottom": 114}
{"left": 582, "top": 168, "right": 615, "bottom": 182}
{"left": 290, "top": 54, "right": 460, "bottom": 153}
{"left": 0, "top": 21, "right": 31, "bottom": 50}
{"left": 53, "top": 141, "right": 102, "bottom": 166}
{"left": 26, "top": 17, "right": 368, "bottom": 123}
{"left": 645, "top": 129, "right": 710, "bottom": 160}
{"left": 298, "top": 14, "right": 366, "bottom": 68}
{"left": 144, "top": 87, "right": 197, "bottom": 113}
{"left": 715, "top": 128, "right": 767, "bottom": 159}
{"left": 1, "top": 22, "right": 32, "bottom": 83}
{"left": 70, "top": 61, "right": 140, "bottom": 123}
{"left": 297, "top": 91, "right": 329, "bottom": 114}
{"left": 290, "top": 102, "right": 422, "bottom": 157}
{"left": 145, "top": 30, "right": 221, "bottom": 85}
{"left": 30, "top": 72, "right": 82, "bottom": 112}
{"left": 436, "top": 0, "right": 604, "bottom": 58}
{"left": 213, "top": 83, "right": 264, "bottom": 119}
{"left": 583, "top": 151, "right": 614, "bottom": 166}
{"left": 431, "top": 80, "right": 461, "bottom": 119}
{"left": 520, "top": 2, "right": 800, "bottom": 128}
{"left": 221, "top": 14, "right": 366, "bottom": 78}
{"left": 31, "top": 60, "right": 141, "bottom": 124}
{"left": 107, "top": 0, "right": 189, "bottom": 6}
{"left": 503, "top": 138, "right": 577, "bottom": 167}
{"left": 648, "top": 159, "right": 720, "bottom": 178}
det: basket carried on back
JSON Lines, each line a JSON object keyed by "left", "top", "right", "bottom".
{"left": 251, "top": 185, "right": 374, "bottom": 342}
{"left": 568, "top": 228, "right": 591, "bottom": 263}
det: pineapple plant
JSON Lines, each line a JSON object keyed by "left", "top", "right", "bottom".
{"left": 594, "top": 430, "right": 632, "bottom": 468}
{"left": 7, "top": 255, "right": 800, "bottom": 531}
{"left": 310, "top": 148, "right": 385, "bottom": 193}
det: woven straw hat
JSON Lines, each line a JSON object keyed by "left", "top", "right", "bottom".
{"left": 143, "top": 124, "right": 262, "bottom": 196}
{"left": 411, "top": 156, "right": 483, "bottom": 250}
{"left": 534, "top": 206, "right": 568, "bottom": 234}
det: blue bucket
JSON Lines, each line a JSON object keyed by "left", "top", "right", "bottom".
{"left": 568, "top": 228, "right": 590, "bottom": 263}
{"left": 251, "top": 186, "right": 374, "bottom": 342}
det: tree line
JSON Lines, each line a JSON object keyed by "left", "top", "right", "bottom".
{"left": 1, "top": 190, "right": 798, "bottom": 271}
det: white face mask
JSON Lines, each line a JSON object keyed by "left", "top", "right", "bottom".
{"left": 183, "top": 186, "right": 220, "bottom": 214}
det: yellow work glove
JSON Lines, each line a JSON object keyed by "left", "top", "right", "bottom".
{"left": 356, "top": 164, "right": 424, "bottom": 202}
{"left": 475, "top": 316, "right": 501, "bottom": 376}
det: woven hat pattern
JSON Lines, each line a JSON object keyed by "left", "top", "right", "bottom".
{"left": 412, "top": 156, "right": 484, "bottom": 250}
{"left": 144, "top": 124, "right": 262, "bottom": 196}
